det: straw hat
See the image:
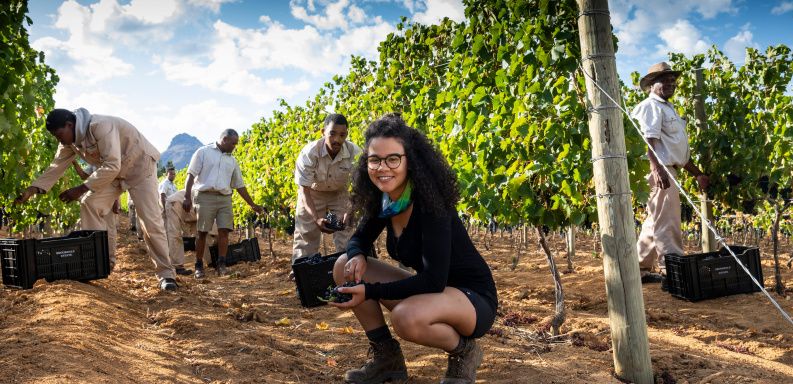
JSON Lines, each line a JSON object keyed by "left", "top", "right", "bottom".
{"left": 639, "top": 62, "right": 681, "bottom": 92}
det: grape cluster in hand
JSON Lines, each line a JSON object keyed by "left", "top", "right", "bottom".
{"left": 318, "top": 281, "right": 362, "bottom": 303}
{"left": 325, "top": 212, "right": 345, "bottom": 231}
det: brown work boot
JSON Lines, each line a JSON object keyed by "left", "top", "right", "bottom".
{"left": 344, "top": 339, "right": 408, "bottom": 384}
{"left": 440, "top": 338, "right": 483, "bottom": 384}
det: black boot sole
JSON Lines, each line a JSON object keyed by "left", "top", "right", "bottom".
{"left": 345, "top": 370, "right": 408, "bottom": 384}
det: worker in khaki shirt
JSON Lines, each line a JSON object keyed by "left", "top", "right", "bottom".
{"left": 16, "top": 108, "right": 179, "bottom": 291}
{"left": 292, "top": 114, "right": 362, "bottom": 266}
{"left": 183, "top": 129, "right": 264, "bottom": 278}
{"left": 165, "top": 189, "right": 218, "bottom": 276}
{"left": 159, "top": 165, "right": 178, "bottom": 210}
{"left": 632, "top": 62, "right": 710, "bottom": 285}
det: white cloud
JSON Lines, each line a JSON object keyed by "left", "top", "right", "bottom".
{"left": 124, "top": 0, "right": 180, "bottom": 24}
{"left": 148, "top": 100, "right": 255, "bottom": 149}
{"left": 187, "top": 0, "right": 235, "bottom": 13}
{"left": 657, "top": 19, "right": 710, "bottom": 56}
{"left": 335, "top": 22, "right": 395, "bottom": 60}
{"left": 348, "top": 4, "right": 366, "bottom": 24}
{"left": 694, "top": 0, "right": 735, "bottom": 19}
{"left": 32, "top": 1, "right": 134, "bottom": 83}
{"left": 53, "top": 87, "right": 254, "bottom": 151}
{"left": 402, "top": 0, "right": 416, "bottom": 13}
{"left": 608, "top": 0, "right": 735, "bottom": 58}
{"left": 159, "top": 18, "right": 394, "bottom": 103}
{"left": 771, "top": 1, "right": 793, "bottom": 14}
{"left": 412, "top": 0, "right": 465, "bottom": 25}
{"left": 290, "top": 0, "right": 365, "bottom": 30}
{"left": 724, "top": 25, "right": 759, "bottom": 64}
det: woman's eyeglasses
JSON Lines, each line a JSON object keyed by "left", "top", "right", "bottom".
{"left": 366, "top": 154, "right": 406, "bottom": 170}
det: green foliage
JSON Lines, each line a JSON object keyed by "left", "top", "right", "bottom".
{"left": 233, "top": 2, "right": 792, "bottom": 235}
{"left": 235, "top": 0, "right": 618, "bottom": 230}
{"left": 665, "top": 46, "right": 793, "bottom": 216}
{"left": 0, "top": 0, "right": 75, "bottom": 231}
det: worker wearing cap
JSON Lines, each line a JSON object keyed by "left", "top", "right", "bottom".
{"left": 632, "top": 62, "right": 710, "bottom": 284}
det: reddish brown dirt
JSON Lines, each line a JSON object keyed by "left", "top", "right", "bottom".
{"left": 1, "top": 219, "right": 792, "bottom": 383}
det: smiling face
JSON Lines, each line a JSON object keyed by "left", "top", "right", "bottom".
{"left": 367, "top": 137, "right": 408, "bottom": 201}
{"left": 651, "top": 73, "right": 678, "bottom": 100}
{"left": 324, "top": 122, "right": 348, "bottom": 157}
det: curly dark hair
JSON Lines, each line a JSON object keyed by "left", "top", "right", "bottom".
{"left": 351, "top": 113, "right": 459, "bottom": 218}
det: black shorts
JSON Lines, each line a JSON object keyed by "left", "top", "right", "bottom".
{"left": 455, "top": 287, "right": 497, "bottom": 338}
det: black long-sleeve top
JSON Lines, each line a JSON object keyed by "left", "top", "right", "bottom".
{"left": 346, "top": 202, "right": 498, "bottom": 310}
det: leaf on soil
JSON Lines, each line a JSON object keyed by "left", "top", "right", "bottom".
{"left": 326, "top": 358, "right": 337, "bottom": 367}
{"left": 715, "top": 341, "right": 754, "bottom": 355}
{"left": 315, "top": 321, "right": 329, "bottom": 330}
{"left": 274, "top": 317, "right": 291, "bottom": 326}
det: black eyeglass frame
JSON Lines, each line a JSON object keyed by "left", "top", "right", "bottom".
{"left": 366, "top": 153, "right": 406, "bottom": 170}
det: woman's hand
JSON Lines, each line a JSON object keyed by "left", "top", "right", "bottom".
{"left": 344, "top": 254, "right": 367, "bottom": 283}
{"left": 328, "top": 283, "right": 366, "bottom": 309}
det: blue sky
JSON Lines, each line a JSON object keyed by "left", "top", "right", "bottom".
{"left": 26, "top": 0, "right": 793, "bottom": 152}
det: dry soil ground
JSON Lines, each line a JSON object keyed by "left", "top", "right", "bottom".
{"left": 1, "top": 217, "right": 792, "bottom": 384}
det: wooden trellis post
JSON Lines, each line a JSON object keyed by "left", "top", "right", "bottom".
{"left": 576, "top": 0, "right": 654, "bottom": 382}
{"left": 694, "top": 68, "right": 718, "bottom": 252}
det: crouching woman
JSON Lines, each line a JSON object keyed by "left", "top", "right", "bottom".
{"left": 330, "top": 114, "right": 498, "bottom": 384}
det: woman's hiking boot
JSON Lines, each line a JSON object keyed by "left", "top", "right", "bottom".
{"left": 344, "top": 339, "right": 408, "bottom": 383}
{"left": 440, "top": 338, "right": 483, "bottom": 384}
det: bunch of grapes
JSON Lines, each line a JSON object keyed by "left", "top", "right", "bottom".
{"left": 325, "top": 212, "right": 345, "bottom": 231}
{"left": 303, "top": 253, "right": 325, "bottom": 265}
{"left": 318, "top": 281, "right": 362, "bottom": 303}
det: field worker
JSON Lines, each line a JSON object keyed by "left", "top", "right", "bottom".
{"left": 159, "top": 165, "right": 178, "bottom": 210}
{"left": 128, "top": 197, "right": 142, "bottom": 239}
{"left": 183, "top": 129, "right": 264, "bottom": 278}
{"left": 330, "top": 114, "right": 498, "bottom": 384}
{"left": 15, "top": 108, "right": 179, "bottom": 291}
{"left": 632, "top": 62, "right": 710, "bottom": 285}
{"left": 292, "top": 113, "right": 362, "bottom": 267}
{"left": 165, "top": 189, "right": 219, "bottom": 276}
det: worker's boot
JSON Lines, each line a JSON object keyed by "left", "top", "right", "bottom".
{"left": 440, "top": 338, "right": 483, "bottom": 384}
{"left": 344, "top": 339, "right": 408, "bottom": 384}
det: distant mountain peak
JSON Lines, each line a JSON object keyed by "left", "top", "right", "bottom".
{"left": 160, "top": 133, "right": 203, "bottom": 170}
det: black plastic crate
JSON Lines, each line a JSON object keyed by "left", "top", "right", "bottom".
{"left": 664, "top": 245, "right": 763, "bottom": 301}
{"left": 209, "top": 238, "right": 260, "bottom": 267}
{"left": 1, "top": 230, "right": 110, "bottom": 289}
{"left": 1, "top": 238, "right": 37, "bottom": 289}
{"left": 292, "top": 252, "right": 343, "bottom": 307}
{"left": 183, "top": 236, "right": 196, "bottom": 252}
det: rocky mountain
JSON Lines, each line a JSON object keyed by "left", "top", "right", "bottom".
{"left": 159, "top": 133, "right": 203, "bottom": 170}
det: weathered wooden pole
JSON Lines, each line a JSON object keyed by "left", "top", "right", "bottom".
{"left": 576, "top": 0, "right": 654, "bottom": 382}
{"left": 566, "top": 225, "right": 575, "bottom": 270}
{"left": 693, "top": 69, "right": 718, "bottom": 252}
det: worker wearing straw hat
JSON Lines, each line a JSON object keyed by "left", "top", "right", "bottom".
{"left": 631, "top": 62, "right": 710, "bottom": 285}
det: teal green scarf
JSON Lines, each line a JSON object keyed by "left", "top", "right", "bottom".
{"left": 379, "top": 181, "right": 413, "bottom": 218}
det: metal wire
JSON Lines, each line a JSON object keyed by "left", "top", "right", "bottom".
{"left": 590, "top": 154, "right": 626, "bottom": 162}
{"left": 578, "top": 10, "right": 610, "bottom": 18}
{"left": 582, "top": 53, "right": 615, "bottom": 62}
{"left": 594, "top": 192, "right": 633, "bottom": 199}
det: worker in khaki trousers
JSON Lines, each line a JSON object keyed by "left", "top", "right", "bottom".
{"left": 16, "top": 108, "right": 178, "bottom": 291}
{"left": 165, "top": 189, "right": 218, "bottom": 275}
{"left": 632, "top": 62, "right": 709, "bottom": 285}
{"left": 292, "top": 114, "right": 362, "bottom": 266}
